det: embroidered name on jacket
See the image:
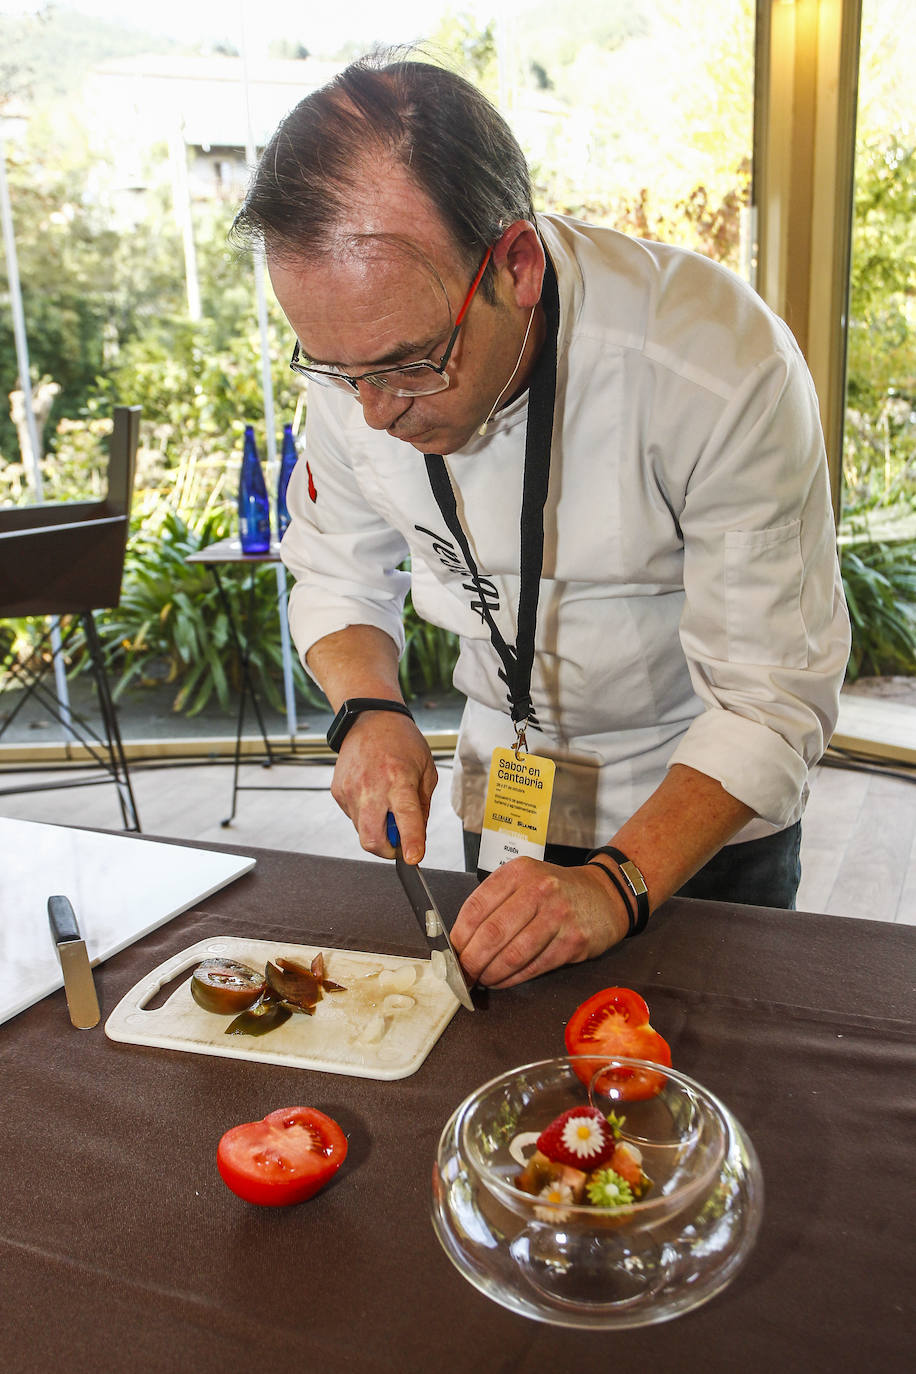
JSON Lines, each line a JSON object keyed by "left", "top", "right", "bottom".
{"left": 414, "top": 524, "right": 501, "bottom": 621}
{"left": 414, "top": 523, "right": 541, "bottom": 729}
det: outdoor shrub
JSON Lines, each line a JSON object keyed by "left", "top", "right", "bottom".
{"left": 91, "top": 507, "right": 323, "bottom": 715}
{"left": 841, "top": 538, "right": 916, "bottom": 679}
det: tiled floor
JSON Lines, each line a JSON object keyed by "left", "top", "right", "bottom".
{"left": 1, "top": 750, "right": 913, "bottom": 923}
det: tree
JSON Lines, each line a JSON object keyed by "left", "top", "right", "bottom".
{"left": 844, "top": 137, "right": 916, "bottom": 513}
{"left": 842, "top": 0, "right": 916, "bottom": 518}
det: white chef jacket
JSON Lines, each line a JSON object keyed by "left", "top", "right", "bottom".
{"left": 280, "top": 213, "right": 851, "bottom": 848}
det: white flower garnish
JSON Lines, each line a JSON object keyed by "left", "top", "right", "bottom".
{"left": 534, "top": 1180, "right": 575, "bottom": 1221}
{"left": 560, "top": 1113, "right": 606, "bottom": 1159}
{"left": 538, "top": 1181, "right": 574, "bottom": 1205}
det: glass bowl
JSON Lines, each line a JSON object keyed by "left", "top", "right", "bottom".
{"left": 431, "top": 1055, "right": 763, "bottom": 1328}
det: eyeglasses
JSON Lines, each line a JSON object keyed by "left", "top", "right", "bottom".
{"left": 289, "top": 247, "right": 493, "bottom": 397}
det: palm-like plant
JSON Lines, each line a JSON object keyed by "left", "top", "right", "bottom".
{"left": 93, "top": 508, "right": 322, "bottom": 715}
{"left": 841, "top": 539, "right": 916, "bottom": 679}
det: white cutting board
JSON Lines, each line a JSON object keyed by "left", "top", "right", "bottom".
{"left": 105, "top": 936, "right": 460, "bottom": 1080}
{"left": 0, "top": 818, "right": 254, "bottom": 1027}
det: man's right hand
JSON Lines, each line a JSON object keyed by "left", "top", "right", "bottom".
{"left": 305, "top": 627, "right": 435, "bottom": 861}
{"left": 330, "top": 709, "right": 437, "bottom": 864}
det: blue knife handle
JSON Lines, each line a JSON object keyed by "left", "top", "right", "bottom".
{"left": 385, "top": 811, "right": 400, "bottom": 848}
{"left": 48, "top": 895, "right": 80, "bottom": 943}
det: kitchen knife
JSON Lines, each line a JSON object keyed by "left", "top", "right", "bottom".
{"left": 386, "top": 813, "right": 475, "bottom": 1011}
{"left": 48, "top": 895, "right": 100, "bottom": 1029}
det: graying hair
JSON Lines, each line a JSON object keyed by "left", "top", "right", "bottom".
{"left": 230, "top": 54, "right": 535, "bottom": 301}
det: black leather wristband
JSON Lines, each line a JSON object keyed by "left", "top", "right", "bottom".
{"left": 586, "top": 845, "right": 650, "bottom": 937}
{"left": 326, "top": 698, "right": 414, "bottom": 753}
{"left": 587, "top": 859, "right": 636, "bottom": 937}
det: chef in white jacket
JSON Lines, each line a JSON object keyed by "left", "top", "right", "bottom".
{"left": 232, "top": 56, "right": 850, "bottom": 988}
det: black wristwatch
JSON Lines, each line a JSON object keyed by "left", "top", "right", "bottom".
{"left": 586, "top": 844, "right": 651, "bottom": 937}
{"left": 326, "top": 697, "right": 414, "bottom": 753}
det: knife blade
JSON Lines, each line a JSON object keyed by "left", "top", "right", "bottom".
{"left": 48, "top": 895, "right": 100, "bottom": 1029}
{"left": 386, "top": 813, "right": 475, "bottom": 1011}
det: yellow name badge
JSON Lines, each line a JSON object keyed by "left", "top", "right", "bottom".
{"left": 478, "top": 747, "right": 556, "bottom": 873}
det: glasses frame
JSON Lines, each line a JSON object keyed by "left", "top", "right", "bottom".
{"left": 289, "top": 246, "right": 494, "bottom": 396}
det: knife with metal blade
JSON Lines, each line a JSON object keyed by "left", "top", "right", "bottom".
{"left": 386, "top": 812, "right": 475, "bottom": 1011}
{"left": 48, "top": 895, "right": 101, "bottom": 1029}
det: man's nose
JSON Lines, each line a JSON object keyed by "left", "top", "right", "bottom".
{"left": 356, "top": 381, "right": 413, "bottom": 431}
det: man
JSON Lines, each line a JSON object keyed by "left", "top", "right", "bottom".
{"left": 232, "top": 56, "right": 850, "bottom": 989}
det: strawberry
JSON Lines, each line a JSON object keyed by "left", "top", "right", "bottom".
{"left": 536, "top": 1106, "right": 616, "bottom": 1169}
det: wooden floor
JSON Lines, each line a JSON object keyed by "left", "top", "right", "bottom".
{"left": 1, "top": 749, "right": 913, "bottom": 924}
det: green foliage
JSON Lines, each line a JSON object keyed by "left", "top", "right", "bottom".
{"left": 0, "top": 6, "right": 178, "bottom": 106}
{"left": 424, "top": 12, "right": 497, "bottom": 84}
{"left": 841, "top": 539, "right": 916, "bottom": 679}
{"left": 2, "top": 0, "right": 913, "bottom": 709}
{"left": 843, "top": 136, "right": 916, "bottom": 517}
{"left": 399, "top": 588, "right": 460, "bottom": 699}
{"left": 89, "top": 506, "right": 323, "bottom": 716}
{"left": 99, "top": 306, "right": 300, "bottom": 462}
{"left": 0, "top": 122, "right": 190, "bottom": 461}
{"left": 0, "top": 414, "right": 110, "bottom": 506}
{"left": 520, "top": 0, "right": 755, "bottom": 274}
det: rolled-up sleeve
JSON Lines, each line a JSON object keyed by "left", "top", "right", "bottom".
{"left": 279, "top": 389, "right": 411, "bottom": 674}
{"left": 668, "top": 338, "right": 851, "bottom": 827}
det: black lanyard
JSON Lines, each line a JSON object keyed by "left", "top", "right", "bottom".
{"left": 424, "top": 252, "right": 559, "bottom": 732}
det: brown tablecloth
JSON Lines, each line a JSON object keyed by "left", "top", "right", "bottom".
{"left": 2, "top": 839, "right": 914, "bottom": 1372}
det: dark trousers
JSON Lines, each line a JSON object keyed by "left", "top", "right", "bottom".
{"left": 462, "top": 821, "right": 802, "bottom": 910}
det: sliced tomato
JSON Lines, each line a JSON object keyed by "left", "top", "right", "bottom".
{"left": 217, "top": 1107, "right": 347, "bottom": 1207}
{"left": 610, "top": 1141, "right": 648, "bottom": 1193}
{"left": 191, "top": 958, "right": 266, "bottom": 1015}
{"left": 565, "top": 986, "right": 671, "bottom": 1099}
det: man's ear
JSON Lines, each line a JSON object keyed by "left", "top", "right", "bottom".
{"left": 492, "top": 221, "right": 546, "bottom": 309}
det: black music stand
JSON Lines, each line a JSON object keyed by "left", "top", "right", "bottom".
{"left": 0, "top": 405, "right": 142, "bottom": 830}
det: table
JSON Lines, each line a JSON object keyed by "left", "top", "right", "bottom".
{"left": 186, "top": 537, "right": 309, "bottom": 824}
{"left": 2, "top": 839, "right": 913, "bottom": 1372}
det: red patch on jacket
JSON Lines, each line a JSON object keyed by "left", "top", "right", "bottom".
{"left": 306, "top": 461, "right": 317, "bottom": 503}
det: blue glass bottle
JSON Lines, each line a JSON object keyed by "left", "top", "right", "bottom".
{"left": 238, "top": 425, "right": 270, "bottom": 554}
{"left": 276, "top": 423, "right": 298, "bottom": 539}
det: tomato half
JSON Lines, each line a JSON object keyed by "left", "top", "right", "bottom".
{"left": 217, "top": 1107, "right": 348, "bottom": 1207}
{"left": 564, "top": 987, "right": 672, "bottom": 1099}
{"left": 191, "top": 958, "right": 266, "bottom": 1015}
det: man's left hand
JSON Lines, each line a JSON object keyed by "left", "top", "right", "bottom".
{"left": 449, "top": 859, "right": 632, "bottom": 988}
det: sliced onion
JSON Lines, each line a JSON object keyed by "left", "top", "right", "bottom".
{"left": 358, "top": 1014, "right": 387, "bottom": 1045}
{"left": 508, "top": 1131, "right": 541, "bottom": 1165}
{"left": 379, "top": 965, "right": 417, "bottom": 994}
{"left": 382, "top": 993, "right": 415, "bottom": 1012}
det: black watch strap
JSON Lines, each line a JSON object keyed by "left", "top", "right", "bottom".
{"left": 326, "top": 698, "right": 414, "bottom": 753}
{"left": 587, "top": 844, "right": 650, "bottom": 937}
{"left": 587, "top": 860, "right": 636, "bottom": 937}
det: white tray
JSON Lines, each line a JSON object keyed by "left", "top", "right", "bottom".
{"left": 0, "top": 819, "right": 254, "bottom": 1027}
{"left": 104, "top": 935, "right": 460, "bottom": 1080}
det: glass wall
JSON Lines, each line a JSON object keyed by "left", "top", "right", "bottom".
{"left": 841, "top": 0, "right": 916, "bottom": 682}
{"left": 0, "top": 1, "right": 764, "bottom": 717}
{"left": 844, "top": 0, "right": 915, "bottom": 528}
{"left": 494, "top": 1, "right": 756, "bottom": 279}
